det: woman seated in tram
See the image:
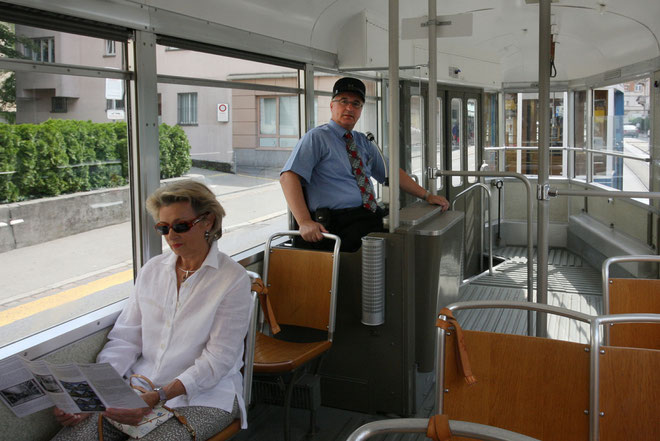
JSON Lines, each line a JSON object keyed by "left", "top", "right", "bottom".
{"left": 51, "top": 181, "right": 252, "bottom": 441}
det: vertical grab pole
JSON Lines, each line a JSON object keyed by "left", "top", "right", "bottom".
{"left": 427, "top": 0, "right": 438, "bottom": 194}
{"left": 388, "top": 0, "right": 400, "bottom": 232}
{"left": 536, "top": 0, "right": 552, "bottom": 338}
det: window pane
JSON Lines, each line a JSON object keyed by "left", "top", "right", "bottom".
{"left": 105, "top": 40, "right": 116, "bottom": 56}
{"left": 0, "top": 58, "right": 133, "bottom": 347}
{"left": 483, "top": 93, "right": 498, "bottom": 171}
{"left": 177, "top": 92, "right": 197, "bottom": 125}
{"left": 450, "top": 98, "right": 462, "bottom": 186}
{"left": 410, "top": 95, "right": 423, "bottom": 182}
{"left": 592, "top": 80, "right": 650, "bottom": 196}
{"left": 259, "top": 137, "right": 278, "bottom": 147}
{"left": 280, "top": 138, "right": 298, "bottom": 148}
{"left": 8, "top": 25, "right": 123, "bottom": 69}
{"left": 156, "top": 44, "right": 293, "bottom": 256}
{"left": 436, "top": 97, "right": 443, "bottom": 189}
{"left": 574, "top": 90, "right": 587, "bottom": 180}
{"left": 504, "top": 93, "right": 518, "bottom": 172}
{"left": 512, "top": 92, "right": 565, "bottom": 176}
{"left": 467, "top": 98, "right": 477, "bottom": 183}
{"left": 278, "top": 96, "right": 298, "bottom": 136}
{"left": 260, "top": 97, "right": 277, "bottom": 134}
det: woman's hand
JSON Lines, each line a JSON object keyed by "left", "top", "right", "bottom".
{"left": 140, "top": 391, "right": 160, "bottom": 409}
{"left": 104, "top": 394, "right": 151, "bottom": 426}
{"left": 53, "top": 407, "right": 91, "bottom": 426}
{"left": 104, "top": 406, "right": 151, "bottom": 426}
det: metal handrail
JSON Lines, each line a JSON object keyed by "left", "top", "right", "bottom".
{"left": 548, "top": 187, "right": 660, "bottom": 200}
{"left": 601, "top": 255, "right": 660, "bottom": 344}
{"left": 451, "top": 183, "right": 494, "bottom": 275}
{"left": 345, "top": 418, "right": 540, "bottom": 441}
{"left": 484, "top": 145, "right": 651, "bottom": 162}
{"left": 589, "top": 313, "right": 660, "bottom": 441}
{"left": 430, "top": 169, "right": 536, "bottom": 336}
{"left": 435, "top": 301, "right": 594, "bottom": 416}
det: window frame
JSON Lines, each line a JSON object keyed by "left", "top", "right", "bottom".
{"left": 25, "top": 36, "right": 55, "bottom": 63}
{"left": 104, "top": 39, "right": 116, "bottom": 56}
{"left": 51, "top": 96, "right": 68, "bottom": 113}
{"left": 257, "top": 94, "right": 299, "bottom": 148}
{"left": 177, "top": 92, "right": 198, "bottom": 126}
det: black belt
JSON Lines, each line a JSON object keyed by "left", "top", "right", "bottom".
{"left": 325, "top": 206, "right": 365, "bottom": 215}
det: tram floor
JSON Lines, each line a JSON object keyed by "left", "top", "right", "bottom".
{"left": 457, "top": 246, "right": 603, "bottom": 344}
{"left": 235, "top": 246, "right": 602, "bottom": 441}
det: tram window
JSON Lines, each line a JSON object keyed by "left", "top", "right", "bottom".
{"left": 504, "top": 92, "right": 565, "bottom": 176}
{"left": 591, "top": 79, "right": 651, "bottom": 195}
{"left": 467, "top": 98, "right": 478, "bottom": 183}
{"left": 410, "top": 95, "right": 424, "bottom": 182}
{"left": 450, "top": 98, "right": 463, "bottom": 186}
{"left": 504, "top": 93, "right": 517, "bottom": 172}
{"left": 574, "top": 90, "right": 588, "bottom": 181}
{"left": 157, "top": 43, "right": 297, "bottom": 255}
{"left": 436, "top": 97, "right": 443, "bottom": 190}
{"left": 0, "top": 23, "right": 134, "bottom": 348}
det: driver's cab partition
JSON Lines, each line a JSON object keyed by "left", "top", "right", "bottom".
{"left": 317, "top": 202, "right": 464, "bottom": 416}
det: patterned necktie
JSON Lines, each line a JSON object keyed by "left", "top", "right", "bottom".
{"left": 344, "top": 132, "right": 377, "bottom": 212}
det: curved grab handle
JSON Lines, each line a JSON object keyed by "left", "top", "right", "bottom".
{"left": 345, "top": 418, "right": 540, "bottom": 441}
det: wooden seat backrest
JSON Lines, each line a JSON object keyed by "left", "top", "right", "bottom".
{"left": 598, "top": 345, "right": 660, "bottom": 441}
{"left": 266, "top": 247, "right": 334, "bottom": 331}
{"left": 443, "top": 330, "right": 589, "bottom": 441}
{"left": 608, "top": 278, "right": 660, "bottom": 349}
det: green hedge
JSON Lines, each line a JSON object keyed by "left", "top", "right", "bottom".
{"left": 0, "top": 120, "right": 192, "bottom": 203}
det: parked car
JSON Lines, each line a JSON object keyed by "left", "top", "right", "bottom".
{"left": 623, "top": 124, "right": 639, "bottom": 137}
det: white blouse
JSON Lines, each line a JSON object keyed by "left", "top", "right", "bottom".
{"left": 97, "top": 245, "right": 252, "bottom": 427}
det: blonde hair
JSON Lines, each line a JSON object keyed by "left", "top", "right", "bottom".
{"left": 146, "top": 180, "right": 225, "bottom": 244}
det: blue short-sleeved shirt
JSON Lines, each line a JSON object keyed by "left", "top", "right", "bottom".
{"left": 281, "top": 120, "right": 387, "bottom": 211}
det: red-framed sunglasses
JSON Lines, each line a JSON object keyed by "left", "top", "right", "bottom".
{"left": 154, "top": 212, "right": 209, "bottom": 235}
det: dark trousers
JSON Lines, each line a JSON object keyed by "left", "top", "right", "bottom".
{"left": 294, "top": 206, "right": 385, "bottom": 252}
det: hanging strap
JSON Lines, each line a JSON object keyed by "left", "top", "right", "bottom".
{"left": 436, "top": 308, "right": 477, "bottom": 385}
{"left": 426, "top": 414, "right": 452, "bottom": 441}
{"left": 252, "top": 278, "right": 280, "bottom": 334}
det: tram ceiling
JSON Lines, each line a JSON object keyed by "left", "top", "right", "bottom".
{"left": 141, "top": 0, "right": 660, "bottom": 86}
{"left": 7, "top": 0, "right": 660, "bottom": 85}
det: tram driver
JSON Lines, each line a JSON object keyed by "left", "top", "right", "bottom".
{"left": 51, "top": 181, "right": 252, "bottom": 441}
{"left": 280, "top": 77, "right": 449, "bottom": 252}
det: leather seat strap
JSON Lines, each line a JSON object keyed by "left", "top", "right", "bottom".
{"left": 252, "top": 278, "right": 280, "bottom": 334}
{"left": 426, "top": 414, "right": 452, "bottom": 441}
{"left": 436, "top": 308, "right": 477, "bottom": 385}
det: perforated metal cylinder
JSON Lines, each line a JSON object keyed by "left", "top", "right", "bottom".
{"left": 361, "top": 236, "right": 386, "bottom": 326}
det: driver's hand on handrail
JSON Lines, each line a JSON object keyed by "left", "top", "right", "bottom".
{"left": 298, "top": 219, "right": 328, "bottom": 242}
